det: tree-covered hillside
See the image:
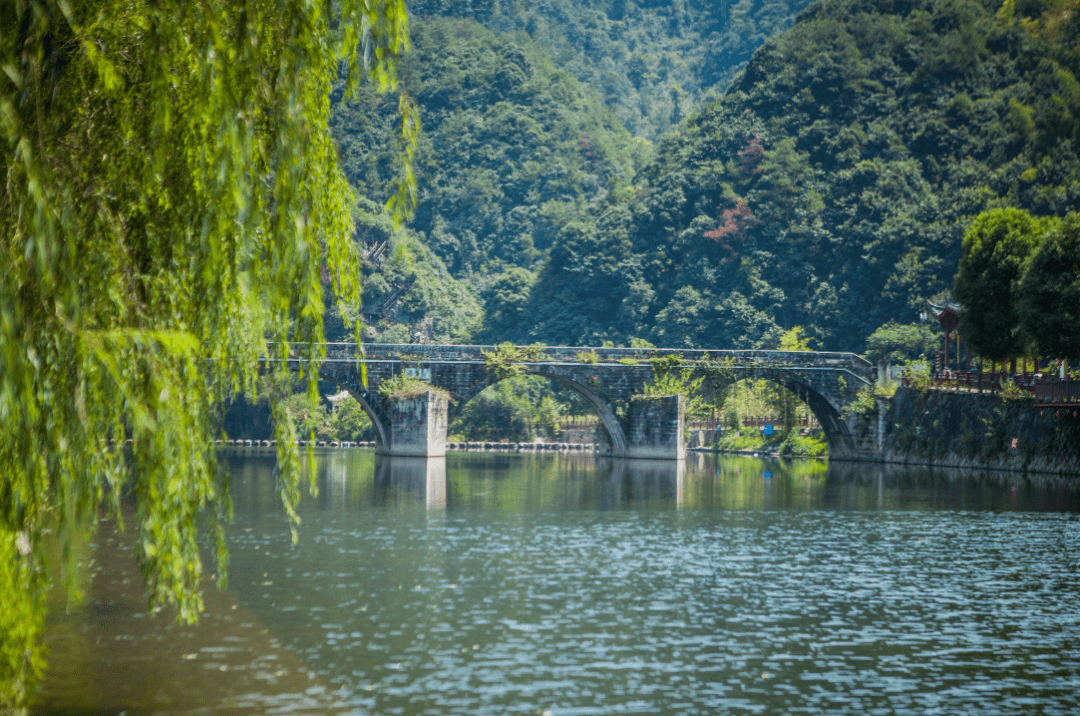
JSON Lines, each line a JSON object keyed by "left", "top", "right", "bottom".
{"left": 332, "top": 17, "right": 649, "bottom": 281}
{"left": 513, "top": 0, "right": 1080, "bottom": 350}
{"left": 323, "top": 198, "right": 484, "bottom": 344}
{"left": 329, "top": 1, "right": 817, "bottom": 344}
{"left": 407, "top": 0, "right": 816, "bottom": 139}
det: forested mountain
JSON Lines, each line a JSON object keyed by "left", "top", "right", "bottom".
{"left": 507, "top": 0, "right": 1080, "bottom": 350}
{"left": 323, "top": 198, "right": 484, "bottom": 344}
{"left": 406, "top": 0, "right": 816, "bottom": 139}
{"left": 329, "top": 1, "right": 816, "bottom": 344}
{"left": 329, "top": 0, "right": 1080, "bottom": 353}
{"left": 333, "top": 18, "right": 648, "bottom": 278}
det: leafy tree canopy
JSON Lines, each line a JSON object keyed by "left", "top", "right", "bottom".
{"left": 449, "top": 376, "right": 573, "bottom": 442}
{"left": 1018, "top": 213, "right": 1080, "bottom": 359}
{"left": 954, "top": 207, "right": 1054, "bottom": 359}
{"left": 0, "top": 0, "right": 410, "bottom": 707}
{"left": 778, "top": 326, "right": 814, "bottom": 351}
{"left": 332, "top": 16, "right": 650, "bottom": 281}
{"left": 330, "top": 198, "right": 483, "bottom": 345}
{"left": 864, "top": 321, "right": 940, "bottom": 364}
{"left": 407, "top": 0, "right": 817, "bottom": 140}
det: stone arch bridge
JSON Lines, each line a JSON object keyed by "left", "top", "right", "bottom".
{"left": 271, "top": 343, "right": 876, "bottom": 460}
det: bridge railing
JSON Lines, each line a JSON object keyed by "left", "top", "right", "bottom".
{"left": 268, "top": 342, "right": 875, "bottom": 375}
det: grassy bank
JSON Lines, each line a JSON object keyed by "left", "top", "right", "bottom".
{"left": 713, "top": 430, "right": 827, "bottom": 458}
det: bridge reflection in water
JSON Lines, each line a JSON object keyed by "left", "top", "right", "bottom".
{"left": 374, "top": 456, "right": 447, "bottom": 510}
{"left": 369, "top": 454, "right": 686, "bottom": 510}
{"left": 300, "top": 447, "right": 1080, "bottom": 515}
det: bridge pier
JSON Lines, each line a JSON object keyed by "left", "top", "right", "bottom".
{"left": 624, "top": 395, "right": 686, "bottom": 460}
{"left": 378, "top": 390, "right": 448, "bottom": 457}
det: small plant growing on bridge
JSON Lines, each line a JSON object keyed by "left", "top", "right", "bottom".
{"left": 700, "top": 355, "right": 739, "bottom": 383}
{"left": 482, "top": 342, "right": 543, "bottom": 381}
{"left": 648, "top": 354, "right": 682, "bottom": 373}
{"left": 843, "top": 387, "right": 877, "bottom": 418}
{"left": 377, "top": 373, "right": 449, "bottom": 401}
{"left": 523, "top": 343, "right": 549, "bottom": 361}
{"left": 576, "top": 349, "right": 600, "bottom": 364}
{"left": 640, "top": 371, "right": 704, "bottom": 398}
{"left": 640, "top": 357, "right": 711, "bottom": 427}
{"left": 875, "top": 381, "right": 899, "bottom": 398}
{"left": 1000, "top": 378, "right": 1035, "bottom": 401}
{"left": 617, "top": 358, "right": 641, "bottom": 365}
{"left": 904, "top": 362, "right": 932, "bottom": 391}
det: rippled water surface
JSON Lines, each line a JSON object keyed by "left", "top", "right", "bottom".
{"left": 35, "top": 451, "right": 1080, "bottom": 715}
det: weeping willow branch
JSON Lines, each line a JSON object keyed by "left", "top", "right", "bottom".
{"left": 0, "top": 0, "right": 414, "bottom": 708}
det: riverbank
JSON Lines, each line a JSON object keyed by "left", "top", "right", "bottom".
{"left": 712, "top": 430, "right": 828, "bottom": 458}
{"left": 217, "top": 439, "right": 832, "bottom": 462}
{"left": 217, "top": 439, "right": 604, "bottom": 452}
{"left": 872, "top": 386, "right": 1080, "bottom": 475}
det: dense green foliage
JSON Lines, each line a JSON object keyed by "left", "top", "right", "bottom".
{"left": 278, "top": 393, "right": 375, "bottom": 442}
{"left": 448, "top": 376, "right": 578, "bottom": 441}
{"left": 319, "top": 0, "right": 1080, "bottom": 449}
{"left": 1017, "top": 213, "right": 1080, "bottom": 359}
{"left": 407, "top": 0, "right": 816, "bottom": 140}
{"left": 955, "top": 207, "right": 1080, "bottom": 360}
{"left": 954, "top": 208, "right": 1054, "bottom": 359}
{"left": 865, "top": 321, "right": 942, "bottom": 364}
{"left": 507, "top": 0, "right": 1080, "bottom": 350}
{"left": 1, "top": 0, "right": 409, "bottom": 707}
{"left": 327, "top": 198, "right": 482, "bottom": 344}
{"left": 330, "top": 397, "right": 377, "bottom": 441}
{"left": 714, "top": 428, "right": 828, "bottom": 456}
{"left": 332, "top": 17, "right": 649, "bottom": 285}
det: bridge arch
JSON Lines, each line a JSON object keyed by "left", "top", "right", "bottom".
{"left": 695, "top": 370, "right": 859, "bottom": 457}
{"left": 448, "top": 369, "right": 628, "bottom": 450}
{"left": 526, "top": 369, "right": 628, "bottom": 451}
{"left": 316, "top": 374, "right": 390, "bottom": 450}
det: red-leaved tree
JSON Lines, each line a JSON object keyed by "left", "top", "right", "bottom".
{"left": 704, "top": 197, "right": 760, "bottom": 264}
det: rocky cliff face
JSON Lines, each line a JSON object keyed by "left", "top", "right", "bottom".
{"left": 878, "top": 387, "right": 1080, "bottom": 476}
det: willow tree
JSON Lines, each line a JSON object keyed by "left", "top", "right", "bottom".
{"left": 0, "top": 0, "right": 414, "bottom": 706}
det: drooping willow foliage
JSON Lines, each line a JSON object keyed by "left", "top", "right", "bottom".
{"left": 0, "top": 0, "right": 414, "bottom": 706}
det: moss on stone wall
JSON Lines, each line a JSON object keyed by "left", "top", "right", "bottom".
{"left": 881, "top": 387, "right": 1080, "bottom": 475}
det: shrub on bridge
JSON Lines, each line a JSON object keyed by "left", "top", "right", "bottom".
{"left": 377, "top": 374, "right": 451, "bottom": 401}
{"left": 482, "top": 342, "right": 548, "bottom": 381}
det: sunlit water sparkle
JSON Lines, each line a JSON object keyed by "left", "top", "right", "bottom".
{"left": 34, "top": 450, "right": 1080, "bottom": 715}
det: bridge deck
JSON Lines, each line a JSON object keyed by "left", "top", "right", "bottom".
{"left": 277, "top": 342, "right": 872, "bottom": 369}
{"left": 266, "top": 343, "right": 875, "bottom": 387}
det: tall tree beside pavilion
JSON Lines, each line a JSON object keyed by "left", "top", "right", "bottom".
{"left": 1018, "top": 213, "right": 1080, "bottom": 365}
{"left": 953, "top": 208, "right": 1053, "bottom": 362}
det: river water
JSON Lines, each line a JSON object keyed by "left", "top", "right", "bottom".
{"left": 34, "top": 450, "right": 1080, "bottom": 715}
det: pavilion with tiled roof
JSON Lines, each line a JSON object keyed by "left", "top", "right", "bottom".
{"left": 927, "top": 298, "right": 964, "bottom": 375}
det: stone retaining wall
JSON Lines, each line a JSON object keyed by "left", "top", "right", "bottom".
{"left": 877, "top": 387, "right": 1080, "bottom": 475}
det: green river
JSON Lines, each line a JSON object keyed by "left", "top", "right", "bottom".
{"left": 33, "top": 449, "right": 1080, "bottom": 715}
